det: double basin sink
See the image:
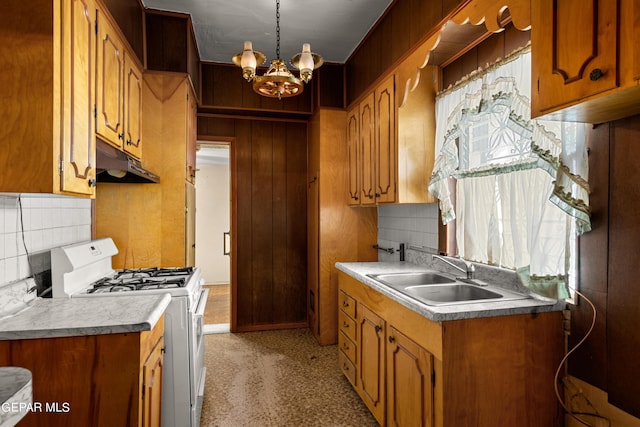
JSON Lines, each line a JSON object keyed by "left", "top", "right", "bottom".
{"left": 367, "top": 271, "right": 529, "bottom": 306}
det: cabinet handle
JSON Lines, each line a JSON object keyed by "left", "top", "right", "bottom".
{"left": 126, "top": 139, "right": 132, "bottom": 145}
{"left": 388, "top": 336, "right": 395, "bottom": 343}
{"left": 343, "top": 363, "right": 349, "bottom": 371}
{"left": 343, "top": 322, "right": 349, "bottom": 328}
{"left": 589, "top": 68, "right": 604, "bottom": 81}
{"left": 375, "top": 325, "right": 382, "bottom": 333}
{"left": 87, "top": 178, "right": 97, "bottom": 187}
{"left": 375, "top": 193, "right": 381, "bottom": 198}
{"left": 118, "top": 133, "right": 124, "bottom": 140}
{"left": 343, "top": 343, "right": 349, "bottom": 350}
{"left": 342, "top": 301, "right": 349, "bottom": 308}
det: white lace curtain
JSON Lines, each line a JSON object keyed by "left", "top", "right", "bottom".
{"left": 428, "top": 46, "right": 590, "bottom": 299}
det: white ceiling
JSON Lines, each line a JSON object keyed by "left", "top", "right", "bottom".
{"left": 140, "top": 0, "right": 394, "bottom": 64}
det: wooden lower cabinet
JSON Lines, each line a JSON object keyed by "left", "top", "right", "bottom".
{"left": 358, "top": 303, "right": 386, "bottom": 424}
{"left": 387, "top": 326, "right": 434, "bottom": 427}
{"left": 338, "top": 271, "right": 563, "bottom": 427}
{"left": 0, "top": 316, "right": 165, "bottom": 426}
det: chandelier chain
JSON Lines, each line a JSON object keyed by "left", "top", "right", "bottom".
{"left": 275, "top": 0, "right": 281, "bottom": 59}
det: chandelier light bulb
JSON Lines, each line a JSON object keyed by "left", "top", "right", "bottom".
{"left": 240, "top": 41, "right": 257, "bottom": 81}
{"left": 298, "top": 43, "right": 314, "bottom": 82}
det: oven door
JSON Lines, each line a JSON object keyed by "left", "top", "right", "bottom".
{"left": 189, "top": 287, "right": 208, "bottom": 426}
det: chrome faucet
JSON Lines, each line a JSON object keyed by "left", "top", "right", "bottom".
{"left": 432, "top": 255, "right": 475, "bottom": 280}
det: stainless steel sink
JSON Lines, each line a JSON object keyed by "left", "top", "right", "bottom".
{"left": 367, "top": 270, "right": 530, "bottom": 306}
{"left": 368, "top": 272, "right": 456, "bottom": 288}
{"left": 403, "top": 284, "right": 503, "bottom": 305}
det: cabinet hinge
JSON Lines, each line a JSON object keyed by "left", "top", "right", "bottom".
{"left": 432, "top": 370, "right": 436, "bottom": 386}
{"left": 95, "top": 19, "right": 98, "bottom": 35}
{"left": 94, "top": 104, "right": 97, "bottom": 122}
{"left": 59, "top": 158, "right": 64, "bottom": 176}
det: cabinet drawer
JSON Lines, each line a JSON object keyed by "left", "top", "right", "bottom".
{"left": 339, "top": 349, "right": 357, "bottom": 387}
{"left": 339, "top": 309, "right": 356, "bottom": 341}
{"left": 339, "top": 290, "right": 356, "bottom": 318}
{"left": 338, "top": 331, "right": 356, "bottom": 364}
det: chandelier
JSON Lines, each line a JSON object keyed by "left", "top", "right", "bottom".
{"left": 231, "top": 0, "right": 323, "bottom": 99}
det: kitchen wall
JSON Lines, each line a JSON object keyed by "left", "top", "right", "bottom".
{"left": 0, "top": 194, "right": 91, "bottom": 287}
{"left": 377, "top": 203, "right": 440, "bottom": 261}
{"left": 195, "top": 162, "right": 230, "bottom": 285}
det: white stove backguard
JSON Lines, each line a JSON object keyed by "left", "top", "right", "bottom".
{"left": 51, "top": 238, "right": 118, "bottom": 298}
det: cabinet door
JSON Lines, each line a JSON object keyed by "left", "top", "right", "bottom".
{"left": 531, "top": 0, "right": 619, "bottom": 116}
{"left": 374, "top": 75, "right": 396, "bottom": 203}
{"left": 60, "top": 0, "right": 96, "bottom": 196}
{"left": 387, "top": 326, "right": 434, "bottom": 427}
{"left": 186, "top": 88, "right": 197, "bottom": 182}
{"left": 359, "top": 93, "right": 376, "bottom": 205}
{"left": 358, "top": 303, "right": 385, "bottom": 424}
{"left": 123, "top": 51, "right": 143, "bottom": 159}
{"left": 346, "top": 105, "right": 361, "bottom": 205}
{"left": 95, "top": 11, "right": 123, "bottom": 148}
{"left": 142, "top": 336, "right": 164, "bottom": 427}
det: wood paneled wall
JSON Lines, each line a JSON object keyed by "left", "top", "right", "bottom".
{"left": 200, "top": 63, "right": 312, "bottom": 114}
{"left": 440, "top": 23, "right": 530, "bottom": 88}
{"left": 100, "top": 0, "right": 144, "bottom": 62}
{"left": 199, "top": 116, "right": 308, "bottom": 330}
{"left": 571, "top": 114, "right": 640, "bottom": 418}
{"left": 145, "top": 10, "right": 201, "bottom": 96}
{"left": 346, "top": 0, "right": 462, "bottom": 104}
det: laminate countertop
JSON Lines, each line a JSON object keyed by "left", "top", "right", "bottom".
{"left": 336, "top": 261, "right": 564, "bottom": 322}
{"left": 0, "top": 294, "right": 171, "bottom": 340}
{"left": 0, "top": 367, "right": 32, "bottom": 426}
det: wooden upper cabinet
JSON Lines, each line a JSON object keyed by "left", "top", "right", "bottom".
{"left": 346, "top": 105, "right": 361, "bottom": 205}
{"left": 374, "top": 75, "right": 396, "bottom": 204}
{"left": 96, "top": 9, "right": 143, "bottom": 159}
{"left": 346, "top": 67, "right": 437, "bottom": 206}
{"left": 60, "top": 0, "right": 97, "bottom": 195}
{"left": 123, "top": 52, "right": 143, "bottom": 158}
{"left": 0, "top": 0, "right": 96, "bottom": 197}
{"left": 360, "top": 92, "right": 376, "bottom": 205}
{"left": 96, "top": 11, "right": 124, "bottom": 148}
{"left": 532, "top": 0, "right": 640, "bottom": 123}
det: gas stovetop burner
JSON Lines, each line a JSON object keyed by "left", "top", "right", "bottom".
{"left": 87, "top": 270, "right": 193, "bottom": 293}
{"left": 115, "top": 267, "right": 194, "bottom": 280}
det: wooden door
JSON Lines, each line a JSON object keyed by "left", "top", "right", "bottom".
{"left": 59, "top": 0, "right": 96, "bottom": 196}
{"left": 374, "top": 75, "right": 396, "bottom": 203}
{"left": 123, "top": 50, "right": 143, "bottom": 159}
{"left": 233, "top": 120, "right": 308, "bottom": 330}
{"left": 387, "top": 326, "right": 434, "bottom": 427}
{"left": 141, "top": 336, "right": 164, "bottom": 427}
{"left": 531, "top": 0, "right": 619, "bottom": 115}
{"left": 95, "top": 10, "right": 123, "bottom": 149}
{"left": 346, "top": 105, "right": 361, "bottom": 205}
{"left": 360, "top": 93, "right": 376, "bottom": 205}
{"left": 358, "top": 303, "right": 385, "bottom": 424}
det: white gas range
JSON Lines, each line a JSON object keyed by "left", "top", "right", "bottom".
{"left": 51, "top": 238, "right": 208, "bottom": 427}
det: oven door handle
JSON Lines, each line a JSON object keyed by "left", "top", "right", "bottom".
{"left": 195, "top": 288, "right": 210, "bottom": 318}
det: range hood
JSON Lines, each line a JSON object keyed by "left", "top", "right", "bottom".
{"left": 96, "top": 140, "right": 159, "bottom": 183}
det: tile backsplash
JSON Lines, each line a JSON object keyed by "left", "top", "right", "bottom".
{"left": 377, "top": 203, "right": 440, "bottom": 262}
{"left": 0, "top": 194, "right": 91, "bottom": 286}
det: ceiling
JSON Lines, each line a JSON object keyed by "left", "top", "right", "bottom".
{"left": 140, "top": 0, "right": 394, "bottom": 65}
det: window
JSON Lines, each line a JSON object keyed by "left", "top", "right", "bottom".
{"left": 429, "top": 46, "right": 590, "bottom": 299}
